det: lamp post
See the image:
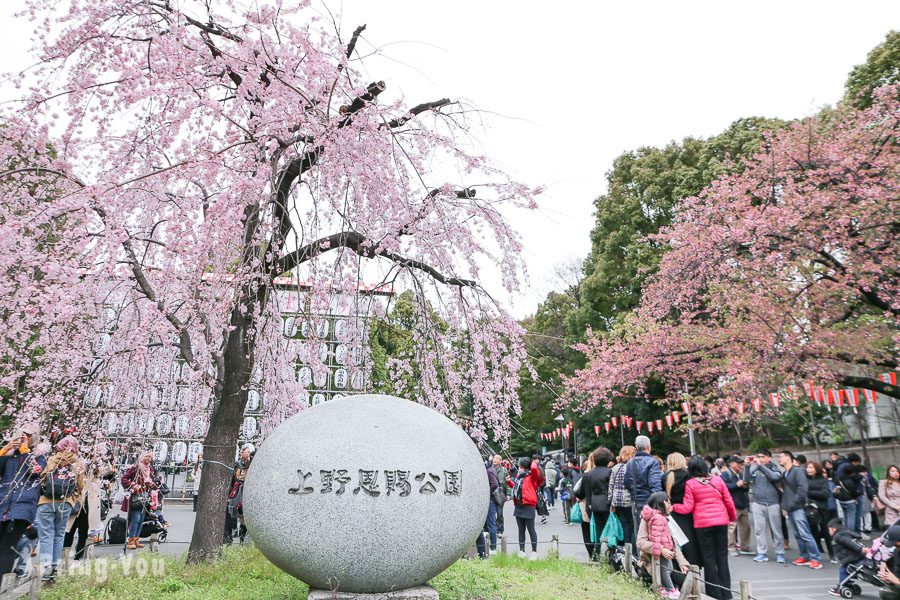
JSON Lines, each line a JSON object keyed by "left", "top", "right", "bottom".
{"left": 554, "top": 414, "right": 565, "bottom": 458}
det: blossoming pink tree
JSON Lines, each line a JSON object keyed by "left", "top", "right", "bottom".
{"left": 568, "top": 87, "right": 898, "bottom": 425}
{"left": 0, "top": 0, "right": 534, "bottom": 560}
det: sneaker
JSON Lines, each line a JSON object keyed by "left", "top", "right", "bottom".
{"left": 730, "top": 549, "right": 740, "bottom": 556}
{"left": 830, "top": 557, "right": 839, "bottom": 564}
{"left": 540, "top": 517, "right": 547, "bottom": 524}
{"left": 664, "top": 588, "right": 680, "bottom": 599}
{"left": 861, "top": 532, "right": 872, "bottom": 540}
{"left": 808, "top": 560, "right": 823, "bottom": 570}
{"left": 753, "top": 554, "right": 768, "bottom": 562}
{"left": 529, "top": 552, "right": 538, "bottom": 561}
{"left": 776, "top": 554, "right": 786, "bottom": 564}
{"left": 517, "top": 551, "right": 526, "bottom": 559}
{"left": 739, "top": 547, "right": 755, "bottom": 555}
{"left": 827, "top": 587, "right": 842, "bottom": 597}
{"left": 792, "top": 557, "right": 809, "bottom": 566}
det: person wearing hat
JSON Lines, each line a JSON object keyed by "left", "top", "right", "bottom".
{"left": 0, "top": 425, "right": 46, "bottom": 577}
{"left": 721, "top": 455, "right": 751, "bottom": 556}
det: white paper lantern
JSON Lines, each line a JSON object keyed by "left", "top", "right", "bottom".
{"left": 246, "top": 389, "right": 260, "bottom": 411}
{"left": 242, "top": 417, "right": 257, "bottom": 438}
{"left": 192, "top": 416, "right": 208, "bottom": 438}
{"left": 138, "top": 413, "right": 155, "bottom": 436}
{"left": 152, "top": 440, "right": 168, "bottom": 463}
{"left": 334, "top": 368, "right": 348, "bottom": 389}
{"left": 121, "top": 413, "right": 135, "bottom": 435}
{"left": 188, "top": 442, "right": 203, "bottom": 463}
{"left": 316, "top": 319, "right": 329, "bottom": 338}
{"left": 350, "top": 370, "right": 364, "bottom": 390}
{"left": 312, "top": 393, "right": 325, "bottom": 406}
{"left": 172, "top": 441, "right": 187, "bottom": 464}
{"left": 103, "top": 412, "right": 118, "bottom": 435}
{"left": 313, "top": 368, "right": 328, "bottom": 388}
{"left": 335, "top": 344, "right": 347, "bottom": 365}
{"left": 156, "top": 414, "right": 173, "bottom": 436}
{"left": 175, "top": 415, "right": 189, "bottom": 437}
{"left": 298, "top": 366, "right": 312, "bottom": 387}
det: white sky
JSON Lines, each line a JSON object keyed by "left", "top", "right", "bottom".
{"left": 1, "top": 1, "right": 898, "bottom": 317}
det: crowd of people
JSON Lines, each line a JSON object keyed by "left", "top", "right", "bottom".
{"left": 0, "top": 425, "right": 255, "bottom": 586}
{"left": 478, "top": 437, "right": 900, "bottom": 600}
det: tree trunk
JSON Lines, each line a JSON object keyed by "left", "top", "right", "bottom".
{"left": 187, "top": 305, "right": 255, "bottom": 563}
{"left": 733, "top": 423, "right": 744, "bottom": 453}
{"left": 856, "top": 407, "right": 871, "bottom": 469}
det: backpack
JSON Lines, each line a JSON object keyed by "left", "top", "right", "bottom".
{"left": 105, "top": 515, "right": 127, "bottom": 544}
{"left": 41, "top": 463, "right": 77, "bottom": 500}
{"left": 512, "top": 471, "right": 527, "bottom": 504}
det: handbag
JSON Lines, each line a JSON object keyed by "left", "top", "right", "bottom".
{"left": 590, "top": 512, "right": 599, "bottom": 543}
{"left": 804, "top": 502, "right": 822, "bottom": 526}
{"left": 873, "top": 495, "right": 886, "bottom": 514}
{"left": 601, "top": 511, "right": 625, "bottom": 547}
{"left": 536, "top": 490, "right": 549, "bottom": 516}
{"left": 492, "top": 487, "right": 506, "bottom": 506}
{"left": 668, "top": 515, "right": 689, "bottom": 547}
{"left": 570, "top": 503, "right": 584, "bottom": 524}
{"left": 129, "top": 492, "right": 148, "bottom": 512}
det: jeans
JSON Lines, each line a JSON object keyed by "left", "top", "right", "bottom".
{"left": 696, "top": 525, "right": 732, "bottom": 600}
{"left": 127, "top": 507, "right": 144, "bottom": 538}
{"left": 13, "top": 533, "right": 36, "bottom": 577}
{"left": 0, "top": 519, "right": 31, "bottom": 576}
{"left": 660, "top": 556, "right": 675, "bottom": 590}
{"left": 839, "top": 500, "right": 859, "bottom": 533}
{"left": 515, "top": 516, "right": 537, "bottom": 553}
{"left": 750, "top": 502, "right": 784, "bottom": 556}
{"left": 475, "top": 500, "right": 497, "bottom": 557}
{"left": 787, "top": 508, "right": 820, "bottom": 561}
{"left": 632, "top": 503, "right": 645, "bottom": 549}
{"left": 545, "top": 487, "right": 556, "bottom": 507}
{"left": 856, "top": 496, "right": 865, "bottom": 532}
{"left": 813, "top": 507, "right": 836, "bottom": 558}
{"left": 36, "top": 502, "right": 72, "bottom": 568}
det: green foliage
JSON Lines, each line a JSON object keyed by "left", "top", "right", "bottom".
{"left": 844, "top": 30, "right": 900, "bottom": 109}
{"left": 40, "top": 545, "right": 655, "bottom": 600}
{"left": 573, "top": 117, "right": 788, "bottom": 334}
{"left": 368, "top": 290, "right": 447, "bottom": 397}
{"left": 746, "top": 436, "right": 776, "bottom": 454}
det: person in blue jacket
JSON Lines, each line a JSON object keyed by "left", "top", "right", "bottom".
{"left": 624, "top": 435, "right": 662, "bottom": 545}
{"left": 0, "top": 426, "right": 46, "bottom": 577}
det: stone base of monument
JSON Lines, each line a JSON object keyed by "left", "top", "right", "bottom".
{"left": 307, "top": 585, "right": 439, "bottom": 599}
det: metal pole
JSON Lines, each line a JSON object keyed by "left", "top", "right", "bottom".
{"left": 684, "top": 382, "right": 696, "bottom": 456}
{"left": 620, "top": 420, "right": 625, "bottom": 448}
{"left": 574, "top": 426, "right": 578, "bottom": 460}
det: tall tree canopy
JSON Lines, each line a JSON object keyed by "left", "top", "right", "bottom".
{"left": 569, "top": 86, "right": 899, "bottom": 422}
{"left": 844, "top": 30, "right": 900, "bottom": 109}
{"left": 0, "top": 0, "right": 534, "bottom": 560}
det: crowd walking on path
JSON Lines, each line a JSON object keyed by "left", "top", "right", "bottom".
{"left": 479, "top": 437, "right": 900, "bottom": 600}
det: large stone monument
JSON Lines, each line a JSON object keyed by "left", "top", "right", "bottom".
{"left": 243, "top": 394, "right": 489, "bottom": 598}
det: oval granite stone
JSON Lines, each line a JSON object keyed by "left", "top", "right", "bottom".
{"left": 243, "top": 394, "right": 489, "bottom": 593}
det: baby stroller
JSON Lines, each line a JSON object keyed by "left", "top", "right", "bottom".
{"left": 836, "top": 528, "right": 895, "bottom": 598}
{"left": 139, "top": 509, "right": 168, "bottom": 543}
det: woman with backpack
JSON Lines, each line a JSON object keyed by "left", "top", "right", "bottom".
{"left": 609, "top": 445, "right": 636, "bottom": 547}
{"left": 509, "top": 457, "right": 544, "bottom": 559}
{"left": 36, "top": 435, "right": 84, "bottom": 581}
{"left": 576, "top": 447, "right": 614, "bottom": 561}
{"left": 672, "top": 456, "right": 736, "bottom": 600}
{"left": 121, "top": 450, "right": 157, "bottom": 550}
{"left": 557, "top": 468, "right": 574, "bottom": 524}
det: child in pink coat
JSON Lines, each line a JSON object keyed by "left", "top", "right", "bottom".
{"left": 637, "top": 492, "right": 689, "bottom": 598}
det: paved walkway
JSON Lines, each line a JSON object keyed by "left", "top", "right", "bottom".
{"left": 501, "top": 500, "right": 881, "bottom": 600}
{"left": 79, "top": 502, "right": 881, "bottom": 600}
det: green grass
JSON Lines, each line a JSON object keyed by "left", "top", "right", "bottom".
{"left": 39, "top": 546, "right": 655, "bottom": 600}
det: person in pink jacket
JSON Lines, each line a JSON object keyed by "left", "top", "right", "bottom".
{"left": 672, "top": 456, "right": 737, "bottom": 600}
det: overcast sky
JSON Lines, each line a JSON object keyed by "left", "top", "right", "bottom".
{"left": 1, "top": 2, "right": 897, "bottom": 317}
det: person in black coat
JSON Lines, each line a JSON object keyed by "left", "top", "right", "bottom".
{"left": 664, "top": 452, "right": 700, "bottom": 566}
{"left": 806, "top": 461, "right": 836, "bottom": 562}
{"left": 576, "top": 447, "right": 614, "bottom": 561}
{"left": 827, "top": 518, "right": 867, "bottom": 596}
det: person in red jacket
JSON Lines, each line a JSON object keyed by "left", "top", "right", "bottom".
{"left": 672, "top": 456, "right": 737, "bottom": 600}
{"left": 508, "top": 457, "right": 544, "bottom": 559}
